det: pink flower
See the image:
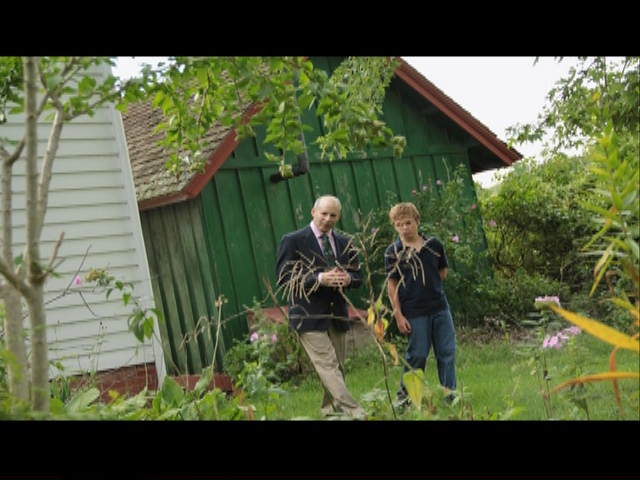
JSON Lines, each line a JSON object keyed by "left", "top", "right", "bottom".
{"left": 534, "top": 295, "right": 561, "bottom": 308}
{"left": 250, "top": 332, "right": 259, "bottom": 343}
{"left": 412, "top": 189, "right": 417, "bottom": 195}
{"left": 271, "top": 334, "right": 278, "bottom": 343}
{"left": 452, "top": 235, "right": 459, "bottom": 243}
{"left": 489, "top": 219, "right": 496, "bottom": 228}
{"left": 436, "top": 180, "right": 441, "bottom": 186}
{"left": 471, "top": 204, "right": 477, "bottom": 210}
{"left": 371, "top": 227, "right": 377, "bottom": 234}
{"left": 422, "top": 185, "right": 427, "bottom": 191}
{"left": 542, "top": 325, "right": 581, "bottom": 350}
{"left": 74, "top": 276, "right": 82, "bottom": 286}
{"left": 565, "top": 326, "right": 581, "bottom": 336}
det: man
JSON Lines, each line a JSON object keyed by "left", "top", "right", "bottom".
{"left": 384, "top": 202, "right": 457, "bottom": 405}
{"left": 275, "top": 195, "right": 366, "bottom": 419}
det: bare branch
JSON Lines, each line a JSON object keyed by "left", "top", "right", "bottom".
{"left": 0, "top": 257, "right": 29, "bottom": 297}
{"left": 34, "top": 107, "right": 64, "bottom": 238}
{"left": 2, "top": 137, "right": 26, "bottom": 166}
{"left": 43, "top": 231, "right": 64, "bottom": 277}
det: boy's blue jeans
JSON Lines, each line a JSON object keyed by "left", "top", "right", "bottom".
{"left": 398, "top": 308, "right": 457, "bottom": 396}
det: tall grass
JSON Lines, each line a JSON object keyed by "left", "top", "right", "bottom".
{"left": 268, "top": 329, "right": 639, "bottom": 420}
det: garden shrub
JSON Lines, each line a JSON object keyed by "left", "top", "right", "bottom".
{"left": 223, "top": 305, "right": 311, "bottom": 386}
{"left": 359, "top": 164, "right": 495, "bottom": 328}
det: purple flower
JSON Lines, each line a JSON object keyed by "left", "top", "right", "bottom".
{"left": 489, "top": 219, "right": 496, "bottom": 228}
{"left": 436, "top": 180, "right": 441, "bottom": 186}
{"left": 371, "top": 227, "right": 377, "bottom": 234}
{"left": 452, "top": 235, "right": 459, "bottom": 243}
{"left": 271, "top": 334, "right": 278, "bottom": 343}
{"left": 74, "top": 276, "right": 82, "bottom": 286}
{"left": 250, "top": 331, "right": 259, "bottom": 343}
{"left": 471, "top": 204, "right": 477, "bottom": 210}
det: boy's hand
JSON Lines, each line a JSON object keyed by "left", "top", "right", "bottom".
{"left": 397, "top": 316, "right": 411, "bottom": 334}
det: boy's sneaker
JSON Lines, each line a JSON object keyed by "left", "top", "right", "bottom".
{"left": 397, "top": 392, "right": 411, "bottom": 409}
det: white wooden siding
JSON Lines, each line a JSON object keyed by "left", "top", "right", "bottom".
{"left": 1, "top": 62, "right": 166, "bottom": 382}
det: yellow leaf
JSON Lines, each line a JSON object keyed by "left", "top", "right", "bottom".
{"left": 549, "top": 371, "right": 639, "bottom": 395}
{"left": 367, "top": 307, "right": 375, "bottom": 326}
{"left": 403, "top": 370, "right": 425, "bottom": 410}
{"left": 548, "top": 304, "right": 639, "bottom": 353}
{"left": 608, "top": 297, "right": 639, "bottom": 324}
{"left": 374, "top": 318, "right": 385, "bottom": 340}
{"left": 385, "top": 342, "right": 399, "bottom": 365}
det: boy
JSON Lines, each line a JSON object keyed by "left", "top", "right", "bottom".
{"left": 384, "top": 202, "right": 457, "bottom": 404}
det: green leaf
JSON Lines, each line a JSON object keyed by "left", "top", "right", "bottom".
{"left": 625, "top": 237, "right": 639, "bottom": 260}
{"left": 161, "top": 376, "right": 185, "bottom": 408}
{"left": 195, "top": 368, "right": 214, "bottom": 395}
{"left": 65, "top": 388, "right": 100, "bottom": 414}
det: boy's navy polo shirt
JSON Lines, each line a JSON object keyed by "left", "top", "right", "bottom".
{"left": 384, "top": 234, "right": 450, "bottom": 318}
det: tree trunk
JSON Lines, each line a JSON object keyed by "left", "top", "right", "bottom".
{"left": 1, "top": 289, "right": 29, "bottom": 401}
{"left": 24, "top": 283, "right": 48, "bottom": 411}
{"left": 2, "top": 139, "right": 30, "bottom": 401}
{"left": 23, "top": 56, "right": 49, "bottom": 413}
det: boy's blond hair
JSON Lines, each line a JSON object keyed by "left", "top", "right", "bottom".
{"left": 389, "top": 202, "right": 420, "bottom": 224}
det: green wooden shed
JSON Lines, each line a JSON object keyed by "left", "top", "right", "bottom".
{"left": 121, "top": 56, "right": 523, "bottom": 376}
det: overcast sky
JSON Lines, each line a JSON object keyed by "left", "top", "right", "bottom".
{"left": 114, "top": 56, "right": 580, "bottom": 186}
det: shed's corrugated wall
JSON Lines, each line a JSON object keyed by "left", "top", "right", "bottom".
{"left": 140, "top": 57, "right": 485, "bottom": 375}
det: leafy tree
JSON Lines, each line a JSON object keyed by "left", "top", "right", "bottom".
{"left": 494, "top": 56, "right": 638, "bottom": 410}
{"left": 0, "top": 56, "right": 405, "bottom": 413}
{"left": 480, "top": 56, "right": 639, "bottom": 321}
{"left": 507, "top": 56, "right": 639, "bottom": 162}
{"left": 118, "top": 56, "right": 405, "bottom": 178}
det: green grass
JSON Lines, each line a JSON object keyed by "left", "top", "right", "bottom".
{"left": 262, "top": 329, "right": 639, "bottom": 421}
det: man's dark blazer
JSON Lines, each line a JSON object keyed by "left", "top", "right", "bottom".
{"left": 276, "top": 225, "right": 363, "bottom": 332}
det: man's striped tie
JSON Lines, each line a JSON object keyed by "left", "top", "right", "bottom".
{"left": 322, "top": 234, "right": 335, "bottom": 267}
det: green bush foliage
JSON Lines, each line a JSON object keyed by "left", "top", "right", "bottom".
{"left": 359, "top": 164, "right": 495, "bottom": 328}
{"left": 222, "top": 304, "right": 311, "bottom": 386}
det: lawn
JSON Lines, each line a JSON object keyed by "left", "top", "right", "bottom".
{"left": 265, "top": 326, "right": 639, "bottom": 421}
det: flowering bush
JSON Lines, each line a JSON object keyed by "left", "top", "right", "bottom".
{"left": 223, "top": 308, "right": 310, "bottom": 386}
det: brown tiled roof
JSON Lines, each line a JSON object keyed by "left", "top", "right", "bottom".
{"left": 122, "top": 100, "right": 234, "bottom": 206}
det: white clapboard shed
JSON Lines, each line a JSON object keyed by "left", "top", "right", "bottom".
{"left": 1, "top": 61, "right": 166, "bottom": 392}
